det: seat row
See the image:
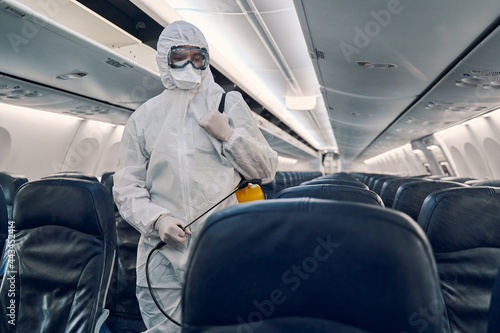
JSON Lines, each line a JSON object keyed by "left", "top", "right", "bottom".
{"left": 352, "top": 172, "right": 500, "bottom": 333}
{"left": 0, "top": 171, "right": 146, "bottom": 333}
{"left": 255, "top": 172, "right": 500, "bottom": 332}
{"left": 2, "top": 170, "right": 500, "bottom": 332}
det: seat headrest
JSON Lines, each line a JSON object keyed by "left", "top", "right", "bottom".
{"left": 183, "top": 198, "right": 446, "bottom": 333}
{"left": 301, "top": 179, "right": 368, "bottom": 189}
{"left": 100, "top": 171, "right": 115, "bottom": 184}
{"left": 276, "top": 184, "right": 383, "bottom": 206}
{"left": 379, "top": 178, "right": 428, "bottom": 208}
{"left": 418, "top": 186, "right": 500, "bottom": 253}
{"left": 103, "top": 175, "right": 118, "bottom": 212}
{"left": 103, "top": 174, "right": 114, "bottom": 194}
{"left": 41, "top": 171, "right": 98, "bottom": 182}
{"left": 0, "top": 172, "right": 28, "bottom": 205}
{"left": 13, "top": 178, "right": 114, "bottom": 236}
{"left": 393, "top": 180, "right": 467, "bottom": 221}
{"left": 0, "top": 186, "right": 7, "bottom": 239}
{"left": 468, "top": 179, "right": 500, "bottom": 187}
{"left": 438, "top": 177, "right": 476, "bottom": 183}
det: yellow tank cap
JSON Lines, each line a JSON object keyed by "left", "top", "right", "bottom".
{"left": 236, "top": 184, "right": 265, "bottom": 202}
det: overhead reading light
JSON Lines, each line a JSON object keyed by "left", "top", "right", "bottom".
{"left": 55, "top": 72, "right": 88, "bottom": 80}
{"left": 355, "top": 61, "right": 397, "bottom": 69}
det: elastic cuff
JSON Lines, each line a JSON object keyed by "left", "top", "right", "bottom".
{"left": 152, "top": 214, "right": 163, "bottom": 230}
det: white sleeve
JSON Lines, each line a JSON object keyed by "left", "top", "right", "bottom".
{"left": 112, "top": 116, "right": 170, "bottom": 237}
{"left": 222, "top": 92, "right": 278, "bottom": 184}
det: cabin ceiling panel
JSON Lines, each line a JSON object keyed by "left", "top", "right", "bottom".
{"left": 361, "top": 24, "right": 500, "bottom": 159}
{"left": 0, "top": 1, "right": 163, "bottom": 111}
{"left": 294, "top": 0, "right": 500, "bottom": 161}
{"left": 0, "top": 75, "right": 131, "bottom": 125}
{"left": 261, "top": 131, "right": 315, "bottom": 160}
{"left": 324, "top": 92, "right": 415, "bottom": 127}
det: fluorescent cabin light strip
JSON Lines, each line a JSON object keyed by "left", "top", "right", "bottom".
{"left": 236, "top": 0, "right": 301, "bottom": 95}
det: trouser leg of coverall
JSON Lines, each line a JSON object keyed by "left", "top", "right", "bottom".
{"left": 137, "top": 285, "right": 182, "bottom": 333}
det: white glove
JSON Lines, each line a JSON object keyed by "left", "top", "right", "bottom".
{"left": 198, "top": 109, "right": 234, "bottom": 142}
{"left": 154, "top": 215, "right": 192, "bottom": 243}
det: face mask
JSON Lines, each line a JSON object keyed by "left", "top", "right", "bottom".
{"left": 169, "top": 63, "right": 202, "bottom": 90}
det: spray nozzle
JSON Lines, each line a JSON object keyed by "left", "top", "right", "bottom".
{"left": 237, "top": 178, "right": 262, "bottom": 189}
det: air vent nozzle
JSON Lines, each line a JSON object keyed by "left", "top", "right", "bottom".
{"left": 355, "top": 61, "right": 397, "bottom": 69}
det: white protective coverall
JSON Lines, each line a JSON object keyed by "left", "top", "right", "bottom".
{"left": 113, "top": 21, "right": 278, "bottom": 332}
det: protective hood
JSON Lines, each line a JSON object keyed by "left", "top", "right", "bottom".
{"left": 156, "top": 21, "right": 212, "bottom": 91}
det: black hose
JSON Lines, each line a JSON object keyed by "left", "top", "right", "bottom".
{"left": 145, "top": 178, "right": 262, "bottom": 326}
{"left": 145, "top": 241, "right": 182, "bottom": 327}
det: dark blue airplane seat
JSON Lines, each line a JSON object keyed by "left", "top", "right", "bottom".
{"left": 489, "top": 264, "right": 500, "bottom": 333}
{"left": 372, "top": 175, "right": 399, "bottom": 195}
{"left": 262, "top": 171, "right": 320, "bottom": 199}
{"left": 0, "top": 186, "right": 7, "bottom": 274}
{"left": 0, "top": 178, "right": 116, "bottom": 333}
{"left": 275, "top": 184, "right": 384, "bottom": 206}
{"left": 392, "top": 180, "right": 467, "bottom": 222}
{"left": 101, "top": 171, "right": 115, "bottom": 184}
{"left": 0, "top": 172, "right": 28, "bottom": 220}
{"left": 103, "top": 175, "right": 147, "bottom": 333}
{"left": 300, "top": 178, "right": 369, "bottom": 189}
{"left": 379, "top": 178, "right": 428, "bottom": 208}
{"left": 182, "top": 198, "right": 449, "bottom": 333}
{"left": 367, "top": 174, "right": 391, "bottom": 190}
{"left": 418, "top": 187, "right": 500, "bottom": 333}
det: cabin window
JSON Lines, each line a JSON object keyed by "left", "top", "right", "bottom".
{"left": 483, "top": 138, "right": 500, "bottom": 178}
{"left": 449, "top": 146, "right": 471, "bottom": 177}
{"left": 464, "top": 143, "right": 489, "bottom": 179}
{"left": 0, "top": 127, "right": 11, "bottom": 170}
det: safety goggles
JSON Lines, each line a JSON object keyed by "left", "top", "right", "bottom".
{"left": 167, "top": 46, "right": 209, "bottom": 70}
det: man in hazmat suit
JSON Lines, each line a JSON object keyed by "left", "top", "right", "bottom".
{"left": 113, "top": 21, "right": 278, "bottom": 332}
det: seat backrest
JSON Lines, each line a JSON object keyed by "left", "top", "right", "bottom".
{"left": 262, "top": 172, "right": 321, "bottom": 199}
{"left": 101, "top": 171, "right": 115, "bottom": 184}
{"left": 489, "top": 264, "right": 500, "bottom": 333}
{"left": 275, "top": 184, "right": 384, "bottom": 206}
{"left": 0, "top": 186, "right": 7, "bottom": 270}
{"left": 392, "top": 180, "right": 467, "bottom": 222}
{"left": 372, "top": 175, "right": 399, "bottom": 195}
{"left": 300, "top": 178, "right": 369, "bottom": 189}
{"left": 182, "top": 198, "right": 449, "bottom": 333}
{"left": 367, "top": 174, "right": 391, "bottom": 189}
{"left": 103, "top": 175, "right": 146, "bottom": 332}
{"left": 0, "top": 172, "right": 28, "bottom": 220}
{"left": 0, "top": 178, "right": 116, "bottom": 333}
{"left": 379, "top": 178, "right": 428, "bottom": 208}
{"left": 418, "top": 187, "right": 500, "bottom": 333}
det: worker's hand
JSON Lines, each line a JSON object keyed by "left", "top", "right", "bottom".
{"left": 154, "top": 215, "right": 192, "bottom": 244}
{"left": 199, "top": 109, "right": 234, "bottom": 142}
